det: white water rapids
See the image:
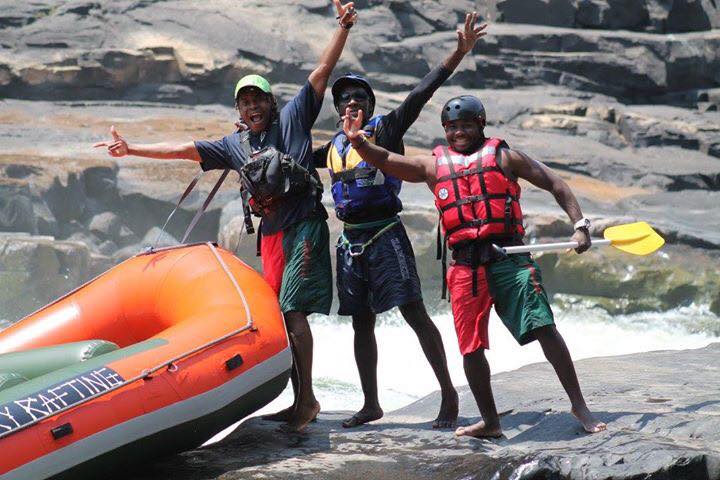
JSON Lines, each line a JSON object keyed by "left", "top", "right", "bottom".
{"left": 207, "top": 303, "right": 717, "bottom": 444}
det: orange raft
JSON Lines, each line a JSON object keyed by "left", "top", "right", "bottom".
{"left": 0, "top": 243, "right": 291, "bottom": 479}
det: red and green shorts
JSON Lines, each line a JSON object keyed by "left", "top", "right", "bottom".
{"left": 260, "top": 217, "right": 332, "bottom": 315}
{"left": 447, "top": 254, "right": 555, "bottom": 355}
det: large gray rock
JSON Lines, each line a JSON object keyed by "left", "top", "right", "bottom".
{"left": 0, "top": 235, "right": 91, "bottom": 322}
{"left": 0, "top": 185, "right": 36, "bottom": 234}
{"left": 0, "top": 1, "right": 717, "bottom": 103}
{"left": 381, "top": 24, "right": 720, "bottom": 99}
{"left": 115, "top": 162, "right": 229, "bottom": 246}
{"left": 535, "top": 243, "right": 720, "bottom": 313}
{"left": 496, "top": 0, "right": 720, "bottom": 32}
{"left": 509, "top": 99, "right": 720, "bottom": 189}
{"left": 142, "top": 226, "right": 180, "bottom": 249}
{"left": 125, "top": 344, "right": 720, "bottom": 480}
{"left": 32, "top": 200, "right": 58, "bottom": 237}
{"left": 617, "top": 191, "right": 720, "bottom": 249}
{"left": 88, "top": 211, "right": 122, "bottom": 240}
{"left": 43, "top": 172, "right": 87, "bottom": 224}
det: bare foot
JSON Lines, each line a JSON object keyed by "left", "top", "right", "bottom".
{"left": 283, "top": 401, "right": 321, "bottom": 433}
{"left": 342, "top": 405, "right": 383, "bottom": 428}
{"left": 262, "top": 405, "right": 295, "bottom": 422}
{"left": 572, "top": 405, "right": 607, "bottom": 434}
{"left": 432, "top": 389, "right": 459, "bottom": 429}
{"left": 454, "top": 420, "right": 503, "bottom": 439}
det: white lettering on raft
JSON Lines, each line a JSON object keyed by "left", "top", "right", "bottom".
{"left": 0, "top": 367, "right": 125, "bottom": 436}
{"left": 0, "top": 406, "right": 20, "bottom": 432}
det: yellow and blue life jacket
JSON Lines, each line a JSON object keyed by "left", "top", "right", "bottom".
{"left": 328, "top": 115, "right": 403, "bottom": 222}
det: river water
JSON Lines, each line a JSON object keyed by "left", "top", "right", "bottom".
{"left": 207, "top": 303, "right": 717, "bottom": 444}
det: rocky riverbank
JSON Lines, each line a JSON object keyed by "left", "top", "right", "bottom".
{"left": 122, "top": 343, "right": 720, "bottom": 480}
{"left": 2, "top": 1, "right": 720, "bottom": 478}
{"left": 1, "top": 94, "right": 719, "bottom": 323}
{"left": 1, "top": 3, "right": 719, "bottom": 312}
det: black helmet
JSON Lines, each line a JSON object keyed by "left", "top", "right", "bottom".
{"left": 332, "top": 73, "right": 376, "bottom": 118}
{"left": 441, "top": 96, "right": 486, "bottom": 125}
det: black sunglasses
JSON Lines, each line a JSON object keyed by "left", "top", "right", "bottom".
{"left": 339, "top": 90, "right": 369, "bottom": 102}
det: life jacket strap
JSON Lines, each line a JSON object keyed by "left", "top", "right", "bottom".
{"left": 436, "top": 165, "right": 503, "bottom": 183}
{"left": 441, "top": 233, "right": 448, "bottom": 301}
{"left": 444, "top": 218, "right": 523, "bottom": 237}
{"left": 331, "top": 166, "right": 377, "bottom": 184}
{"left": 438, "top": 193, "right": 518, "bottom": 212}
{"left": 256, "top": 218, "right": 263, "bottom": 257}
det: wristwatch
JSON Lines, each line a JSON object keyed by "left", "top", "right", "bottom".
{"left": 573, "top": 217, "right": 591, "bottom": 231}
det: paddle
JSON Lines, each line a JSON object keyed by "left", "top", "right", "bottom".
{"left": 496, "top": 222, "right": 665, "bottom": 256}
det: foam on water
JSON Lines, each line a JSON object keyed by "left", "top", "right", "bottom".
{"left": 206, "top": 304, "right": 717, "bottom": 444}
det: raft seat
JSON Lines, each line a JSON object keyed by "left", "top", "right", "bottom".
{"left": 0, "top": 340, "right": 119, "bottom": 392}
{"left": 0, "top": 372, "right": 28, "bottom": 392}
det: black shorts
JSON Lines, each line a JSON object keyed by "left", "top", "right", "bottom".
{"left": 336, "top": 220, "right": 423, "bottom": 316}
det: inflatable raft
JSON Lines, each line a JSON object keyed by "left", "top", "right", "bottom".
{"left": 0, "top": 242, "right": 291, "bottom": 479}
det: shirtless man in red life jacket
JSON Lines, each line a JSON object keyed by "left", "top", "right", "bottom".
{"left": 341, "top": 96, "right": 607, "bottom": 436}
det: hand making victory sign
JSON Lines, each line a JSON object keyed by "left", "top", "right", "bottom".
{"left": 342, "top": 107, "right": 365, "bottom": 143}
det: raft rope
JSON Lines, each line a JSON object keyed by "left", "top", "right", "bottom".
{"left": 153, "top": 170, "right": 204, "bottom": 249}
{"left": 152, "top": 168, "right": 231, "bottom": 251}
{"left": 180, "top": 171, "right": 229, "bottom": 244}
{"left": 0, "top": 243, "right": 256, "bottom": 441}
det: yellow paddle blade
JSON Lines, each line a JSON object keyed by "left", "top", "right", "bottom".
{"left": 603, "top": 222, "right": 665, "bottom": 255}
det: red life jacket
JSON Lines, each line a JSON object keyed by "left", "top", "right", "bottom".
{"left": 433, "top": 138, "right": 525, "bottom": 249}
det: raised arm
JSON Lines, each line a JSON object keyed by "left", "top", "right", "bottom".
{"left": 93, "top": 125, "right": 201, "bottom": 162}
{"left": 386, "top": 12, "right": 487, "bottom": 137}
{"left": 501, "top": 148, "right": 591, "bottom": 252}
{"left": 308, "top": 0, "right": 358, "bottom": 99}
{"left": 344, "top": 109, "right": 434, "bottom": 184}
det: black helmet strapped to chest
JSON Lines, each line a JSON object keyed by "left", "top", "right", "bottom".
{"left": 331, "top": 73, "right": 376, "bottom": 118}
{"left": 239, "top": 146, "right": 321, "bottom": 217}
{"left": 441, "top": 96, "right": 486, "bottom": 125}
{"left": 235, "top": 124, "right": 322, "bottom": 240}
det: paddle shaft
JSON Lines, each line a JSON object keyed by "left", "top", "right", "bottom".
{"left": 500, "top": 239, "right": 611, "bottom": 254}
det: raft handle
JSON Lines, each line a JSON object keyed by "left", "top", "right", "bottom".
{"left": 225, "top": 354, "right": 244, "bottom": 371}
{"left": 51, "top": 423, "right": 73, "bottom": 440}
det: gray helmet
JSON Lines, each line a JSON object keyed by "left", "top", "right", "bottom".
{"left": 441, "top": 96, "right": 486, "bottom": 124}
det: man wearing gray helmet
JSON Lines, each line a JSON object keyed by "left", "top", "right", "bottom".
{"left": 311, "top": 13, "right": 487, "bottom": 429}
{"left": 340, "top": 95, "right": 607, "bottom": 437}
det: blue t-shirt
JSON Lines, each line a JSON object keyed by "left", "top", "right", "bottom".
{"left": 195, "top": 82, "right": 325, "bottom": 235}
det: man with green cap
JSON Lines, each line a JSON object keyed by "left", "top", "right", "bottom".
{"left": 93, "top": 0, "right": 359, "bottom": 433}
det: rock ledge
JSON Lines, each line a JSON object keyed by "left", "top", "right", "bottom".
{"left": 129, "top": 344, "right": 720, "bottom": 480}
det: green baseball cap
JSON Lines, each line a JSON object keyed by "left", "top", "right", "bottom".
{"left": 234, "top": 74, "right": 272, "bottom": 100}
